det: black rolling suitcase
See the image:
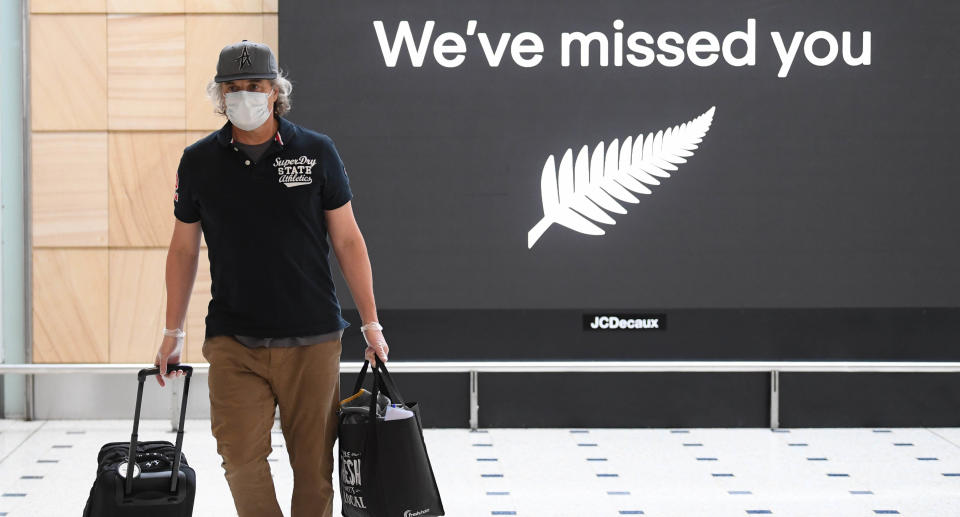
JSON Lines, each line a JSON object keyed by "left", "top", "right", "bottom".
{"left": 82, "top": 365, "right": 197, "bottom": 517}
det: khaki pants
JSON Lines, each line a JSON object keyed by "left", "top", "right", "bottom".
{"left": 202, "top": 334, "right": 342, "bottom": 517}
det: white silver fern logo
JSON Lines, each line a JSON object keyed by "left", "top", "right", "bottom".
{"left": 527, "top": 106, "right": 716, "bottom": 249}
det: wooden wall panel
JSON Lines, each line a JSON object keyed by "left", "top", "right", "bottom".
{"left": 185, "top": 14, "right": 265, "bottom": 130}
{"left": 32, "top": 132, "right": 109, "bottom": 247}
{"left": 108, "top": 132, "right": 185, "bottom": 247}
{"left": 185, "top": 130, "right": 215, "bottom": 146}
{"left": 108, "top": 249, "right": 167, "bottom": 363}
{"left": 32, "top": 9, "right": 276, "bottom": 364}
{"left": 184, "top": 250, "right": 211, "bottom": 363}
{"left": 31, "top": 0, "right": 106, "bottom": 13}
{"left": 107, "top": 15, "right": 186, "bottom": 130}
{"left": 186, "top": 0, "right": 262, "bottom": 14}
{"left": 106, "top": 0, "right": 185, "bottom": 14}
{"left": 32, "top": 249, "right": 109, "bottom": 363}
{"left": 263, "top": 14, "right": 278, "bottom": 59}
{"left": 30, "top": 15, "right": 107, "bottom": 131}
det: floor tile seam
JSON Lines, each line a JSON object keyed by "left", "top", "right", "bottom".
{"left": 923, "top": 428, "right": 960, "bottom": 451}
{"left": 0, "top": 421, "right": 49, "bottom": 466}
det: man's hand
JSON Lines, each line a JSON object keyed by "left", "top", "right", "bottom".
{"left": 154, "top": 334, "right": 186, "bottom": 387}
{"left": 363, "top": 329, "right": 389, "bottom": 364}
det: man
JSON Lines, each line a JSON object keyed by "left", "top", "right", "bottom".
{"left": 152, "top": 40, "right": 389, "bottom": 517}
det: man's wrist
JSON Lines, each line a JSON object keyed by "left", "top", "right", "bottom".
{"left": 360, "top": 321, "right": 383, "bottom": 332}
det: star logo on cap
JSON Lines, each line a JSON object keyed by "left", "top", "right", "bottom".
{"left": 234, "top": 45, "right": 253, "bottom": 70}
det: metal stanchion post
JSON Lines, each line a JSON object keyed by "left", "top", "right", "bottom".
{"left": 469, "top": 370, "right": 479, "bottom": 431}
{"left": 769, "top": 370, "right": 780, "bottom": 429}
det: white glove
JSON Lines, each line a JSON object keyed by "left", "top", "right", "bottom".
{"left": 361, "top": 322, "right": 389, "bottom": 363}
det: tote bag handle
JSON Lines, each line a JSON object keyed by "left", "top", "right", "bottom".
{"left": 354, "top": 356, "right": 406, "bottom": 407}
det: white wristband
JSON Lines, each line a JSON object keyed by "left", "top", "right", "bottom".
{"left": 163, "top": 328, "right": 185, "bottom": 338}
{"left": 360, "top": 321, "right": 383, "bottom": 332}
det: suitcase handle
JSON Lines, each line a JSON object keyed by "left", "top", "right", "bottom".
{"left": 126, "top": 364, "right": 192, "bottom": 496}
{"left": 138, "top": 364, "right": 193, "bottom": 382}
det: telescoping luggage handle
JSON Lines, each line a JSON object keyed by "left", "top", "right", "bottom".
{"left": 125, "top": 364, "right": 193, "bottom": 496}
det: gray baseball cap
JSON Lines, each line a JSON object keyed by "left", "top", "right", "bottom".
{"left": 214, "top": 40, "right": 278, "bottom": 83}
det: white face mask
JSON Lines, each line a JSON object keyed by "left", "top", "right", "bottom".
{"left": 224, "top": 90, "right": 272, "bottom": 131}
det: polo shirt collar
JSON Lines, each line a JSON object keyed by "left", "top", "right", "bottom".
{"left": 216, "top": 116, "right": 296, "bottom": 148}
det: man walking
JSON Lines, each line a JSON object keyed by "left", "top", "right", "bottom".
{"left": 153, "top": 40, "right": 388, "bottom": 517}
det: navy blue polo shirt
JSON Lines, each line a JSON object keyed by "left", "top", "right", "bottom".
{"left": 173, "top": 116, "right": 353, "bottom": 339}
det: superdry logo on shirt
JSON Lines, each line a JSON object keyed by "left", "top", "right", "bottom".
{"left": 274, "top": 155, "right": 317, "bottom": 187}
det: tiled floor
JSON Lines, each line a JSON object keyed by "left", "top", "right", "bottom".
{"left": 1, "top": 420, "right": 958, "bottom": 516}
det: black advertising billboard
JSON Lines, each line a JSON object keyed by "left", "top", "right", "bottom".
{"left": 280, "top": 1, "right": 960, "bottom": 360}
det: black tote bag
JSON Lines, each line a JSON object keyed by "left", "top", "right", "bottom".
{"left": 338, "top": 356, "right": 445, "bottom": 517}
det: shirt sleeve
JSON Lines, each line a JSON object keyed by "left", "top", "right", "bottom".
{"left": 173, "top": 152, "right": 201, "bottom": 223}
{"left": 321, "top": 137, "right": 354, "bottom": 211}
